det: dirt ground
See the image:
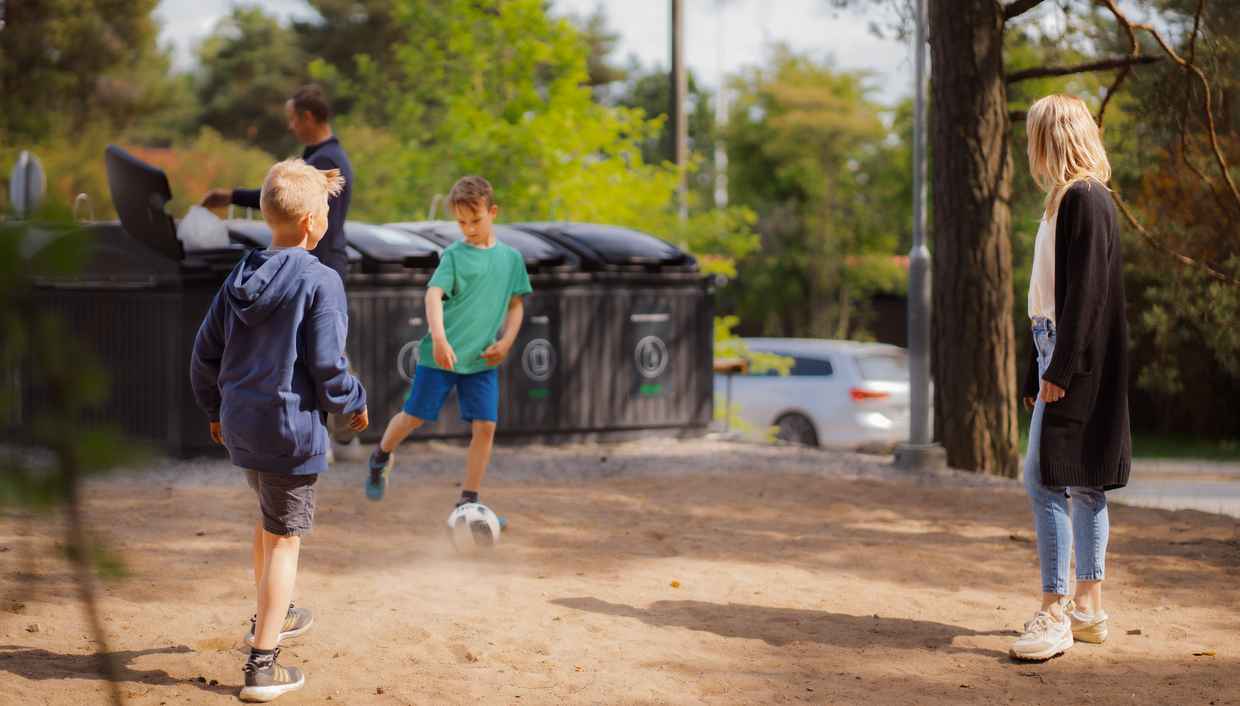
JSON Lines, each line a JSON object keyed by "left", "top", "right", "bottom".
{"left": 2, "top": 439, "right": 1238, "bottom": 705}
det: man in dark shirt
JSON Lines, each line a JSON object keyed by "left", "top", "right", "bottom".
{"left": 202, "top": 84, "right": 353, "bottom": 283}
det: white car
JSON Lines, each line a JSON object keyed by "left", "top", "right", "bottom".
{"left": 714, "top": 338, "right": 914, "bottom": 448}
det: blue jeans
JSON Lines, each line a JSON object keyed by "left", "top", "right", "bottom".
{"left": 1024, "top": 317, "right": 1108, "bottom": 595}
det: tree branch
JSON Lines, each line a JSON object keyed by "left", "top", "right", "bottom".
{"left": 1003, "top": 0, "right": 1049, "bottom": 21}
{"left": 1097, "top": 0, "right": 1240, "bottom": 213}
{"left": 1109, "top": 189, "right": 1240, "bottom": 286}
{"left": 1006, "top": 56, "right": 1160, "bottom": 83}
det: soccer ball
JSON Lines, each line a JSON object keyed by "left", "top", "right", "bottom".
{"left": 446, "top": 502, "right": 501, "bottom": 551}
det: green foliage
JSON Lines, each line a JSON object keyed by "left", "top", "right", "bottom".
{"left": 612, "top": 67, "right": 721, "bottom": 204}
{"left": 196, "top": 7, "right": 309, "bottom": 157}
{"left": 722, "top": 47, "right": 911, "bottom": 339}
{"left": 310, "top": 0, "right": 757, "bottom": 275}
{"left": 0, "top": 0, "right": 176, "bottom": 144}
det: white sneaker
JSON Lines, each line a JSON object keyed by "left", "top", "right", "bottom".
{"left": 1069, "top": 607, "right": 1109, "bottom": 644}
{"left": 1010, "top": 609, "right": 1073, "bottom": 661}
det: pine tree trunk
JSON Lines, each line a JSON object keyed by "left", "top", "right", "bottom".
{"left": 927, "top": 0, "right": 1020, "bottom": 476}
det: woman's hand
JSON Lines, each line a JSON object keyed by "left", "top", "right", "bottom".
{"left": 1039, "top": 379, "right": 1066, "bottom": 403}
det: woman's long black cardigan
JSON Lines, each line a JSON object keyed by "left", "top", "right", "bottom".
{"left": 1022, "top": 179, "right": 1132, "bottom": 490}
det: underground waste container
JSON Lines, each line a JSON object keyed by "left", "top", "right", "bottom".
{"left": 511, "top": 222, "right": 714, "bottom": 436}
{"left": 20, "top": 145, "right": 249, "bottom": 455}
{"left": 386, "top": 221, "right": 591, "bottom": 439}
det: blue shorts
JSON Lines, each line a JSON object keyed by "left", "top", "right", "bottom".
{"left": 402, "top": 365, "right": 499, "bottom": 423}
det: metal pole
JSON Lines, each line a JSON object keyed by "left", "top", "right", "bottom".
{"left": 895, "top": 0, "right": 945, "bottom": 470}
{"left": 671, "top": 0, "right": 688, "bottom": 220}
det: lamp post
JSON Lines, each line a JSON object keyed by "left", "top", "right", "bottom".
{"left": 671, "top": 0, "right": 688, "bottom": 220}
{"left": 894, "top": 0, "right": 946, "bottom": 471}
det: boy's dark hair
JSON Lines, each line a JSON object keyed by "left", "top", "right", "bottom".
{"left": 291, "top": 84, "right": 331, "bottom": 123}
{"left": 447, "top": 176, "right": 495, "bottom": 213}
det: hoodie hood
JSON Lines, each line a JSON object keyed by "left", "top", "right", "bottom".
{"left": 226, "top": 249, "right": 313, "bottom": 327}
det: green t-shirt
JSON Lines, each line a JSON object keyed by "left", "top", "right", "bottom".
{"left": 419, "top": 240, "right": 533, "bottom": 375}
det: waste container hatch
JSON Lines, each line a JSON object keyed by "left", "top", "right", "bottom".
{"left": 104, "top": 145, "right": 183, "bottom": 262}
{"left": 346, "top": 222, "right": 441, "bottom": 272}
{"left": 386, "top": 221, "right": 580, "bottom": 274}
{"left": 511, "top": 222, "right": 696, "bottom": 273}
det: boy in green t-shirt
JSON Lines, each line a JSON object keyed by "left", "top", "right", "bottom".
{"left": 366, "top": 176, "right": 532, "bottom": 512}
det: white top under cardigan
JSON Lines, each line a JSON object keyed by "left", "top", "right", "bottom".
{"left": 1028, "top": 218, "right": 1056, "bottom": 323}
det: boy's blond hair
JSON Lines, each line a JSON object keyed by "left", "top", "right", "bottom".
{"left": 260, "top": 158, "right": 345, "bottom": 224}
{"left": 447, "top": 175, "right": 495, "bottom": 213}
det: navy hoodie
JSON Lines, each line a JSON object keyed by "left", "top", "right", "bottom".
{"left": 190, "top": 248, "right": 366, "bottom": 474}
{"left": 231, "top": 136, "right": 353, "bottom": 281}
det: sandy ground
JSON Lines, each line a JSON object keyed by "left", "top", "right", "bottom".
{"left": 1, "top": 439, "right": 1238, "bottom": 705}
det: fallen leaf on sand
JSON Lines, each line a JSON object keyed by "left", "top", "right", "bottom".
{"left": 670, "top": 580, "right": 681, "bottom": 588}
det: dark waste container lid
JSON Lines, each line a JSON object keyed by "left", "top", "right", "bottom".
{"left": 104, "top": 145, "right": 184, "bottom": 262}
{"left": 30, "top": 222, "right": 175, "bottom": 289}
{"left": 345, "top": 222, "right": 441, "bottom": 271}
{"left": 226, "top": 220, "right": 435, "bottom": 273}
{"left": 511, "top": 222, "right": 696, "bottom": 273}
{"left": 386, "top": 221, "right": 579, "bottom": 273}
{"left": 105, "top": 145, "right": 245, "bottom": 273}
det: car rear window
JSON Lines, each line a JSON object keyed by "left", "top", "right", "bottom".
{"left": 856, "top": 352, "right": 908, "bottom": 381}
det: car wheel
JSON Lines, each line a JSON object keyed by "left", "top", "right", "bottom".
{"left": 775, "top": 413, "right": 819, "bottom": 447}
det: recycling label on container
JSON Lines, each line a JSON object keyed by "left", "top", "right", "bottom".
{"left": 517, "top": 313, "right": 557, "bottom": 402}
{"left": 627, "top": 310, "right": 672, "bottom": 397}
{"left": 397, "top": 316, "right": 427, "bottom": 383}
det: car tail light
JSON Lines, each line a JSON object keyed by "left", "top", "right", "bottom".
{"left": 850, "top": 387, "right": 890, "bottom": 402}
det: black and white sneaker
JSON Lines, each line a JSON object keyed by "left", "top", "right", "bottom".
{"left": 239, "top": 648, "right": 304, "bottom": 702}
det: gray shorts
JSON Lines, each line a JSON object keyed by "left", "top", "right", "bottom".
{"left": 246, "top": 470, "right": 318, "bottom": 536}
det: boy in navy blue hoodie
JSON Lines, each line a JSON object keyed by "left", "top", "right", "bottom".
{"left": 191, "top": 158, "right": 367, "bottom": 702}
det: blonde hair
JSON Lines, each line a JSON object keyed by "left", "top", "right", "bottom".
{"left": 260, "top": 158, "right": 345, "bottom": 224}
{"left": 1026, "top": 94, "right": 1111, "bottom": 218}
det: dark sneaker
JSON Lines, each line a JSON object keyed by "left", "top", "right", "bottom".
{"left": 240, "top": 648, "right": 304, "bottom": 702}
{"left": 245, "top": 603, "right": 314, "bottom": 647}
{"left": 366, "top": 449, "right": 393, "bottom": 501}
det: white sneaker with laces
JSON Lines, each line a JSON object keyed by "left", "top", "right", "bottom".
{"left": 1010, "top": 609, "right": 1073, "bottom": 661}
{"left": 1069, "top": 607, "right": 1109, "bottom": 644}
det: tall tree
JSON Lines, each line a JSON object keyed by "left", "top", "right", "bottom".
{"left": 614, "top": 67, "right": 718, "bottom": 202}
{"left": 196, "top": 7, "right": 308, "bottom": 157}
{"left": 723, "top": 49, "right": 909, "bottom": 339}
{"left": 0, "top": 0, "right": 173, "bottom": 143}
{"left": 927, "top": 0, "right": 1019, "bottom": 475}
{"left": 829, "top": 0, "right": 1236, "bottom": 473}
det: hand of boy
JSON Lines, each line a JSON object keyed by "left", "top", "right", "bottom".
{"left": 481, "top": 340, "right": 512, "bottom": 366}
{"left": 433, "top": 338, "right": 457, "bottom": 370}
{"left": 349, "top": 407, "right": 369, "bottom": 432}
{"left": 209, "top": 421, "right": 223, "bottom": 445}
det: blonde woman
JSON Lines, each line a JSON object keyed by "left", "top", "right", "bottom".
{"left": 1010, "top": 94, "right": 1131, "bottom": 662}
